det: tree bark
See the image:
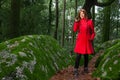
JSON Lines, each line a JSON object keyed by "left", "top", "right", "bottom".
{"left": 72, "top": 0, "right": 78, "bottom": 44}
{"left": 9, "top": 0, "right": 20, "bottom": 38}
{"left": 82, "top": 0, "right": 115, "bottom": 19}
{"left": 0, "top": 0, "right": 1, "bottom": 28}
{"left": 61, "top": 0, "right": 66, "bottom": 46}
{"left": 54, "top": 0, "right": 59, "bottom": 39}
{"left": 0, "top": 0, "right": 2, "bottom": 41}
{"left": 102, "top": 6, "right": 111, "bottom": 42}
{"left": 92, "top": 6, "right": 95, "bottom": 23}
{"left": 75, "top": 0, "right": 77, "bottom": 17}
{"left": 116, "top": 7, "right": 119, "bottom": 38}
{"left": 48, "top": 0, "right": 52, "bottom": 35}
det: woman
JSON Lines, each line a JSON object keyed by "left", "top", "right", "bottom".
{"left": 73, "top": 9, "right": 95, "bottom": 76}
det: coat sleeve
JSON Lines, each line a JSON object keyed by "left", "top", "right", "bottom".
{"left": 90, "top": 20, "right": 95, "bottom": 40}
{"left": 73, "top": 21, "right": 79, "bottom": 32}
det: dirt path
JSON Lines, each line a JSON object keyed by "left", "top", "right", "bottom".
{"left": 50, "top": 50, "right": 103, "bottom": 80}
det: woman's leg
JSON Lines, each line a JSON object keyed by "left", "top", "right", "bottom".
{"left": 84, "top": 54, "right": 89, "bottom": 73}
{"left": 74, "top": 54, "right": 81, "bottom": 69}
{"left": 73, "top": 54, "right": 81, "bottom": 76}
{"left": 84, "top": 54, "right": 88, "bottom": 68}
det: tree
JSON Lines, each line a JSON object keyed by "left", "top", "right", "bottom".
{"left": 72, "top": 0, "right": 78, "bottom": 44}
{"left": 82, "top": 0, "right": 115, "bottom": 19}
{"left": 75, "top": 0, "right": 78, "bottom": 17}
{"left": 9, "top": 0, "right": 20, "bottom": 38}
{"left": 54, "top": 0, "right": 59, "bottom": 39}
{"left": 92, "top": 6, "right": 95, "bottom": 23}
{"left": 102, "top": 5, "right": 111, "bottom": 42}
{"left": 61, "top": 0, "right": 66, "bottom": 46}
{"left": 0, "top": 0, "right": 2, "bottom": 41}
{"left": 48, "top": 0, "right": 52, "bottom": 35}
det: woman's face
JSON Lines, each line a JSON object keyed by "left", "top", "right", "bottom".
{"left": 80, "top": 11, "right": 85, "bottom": 19}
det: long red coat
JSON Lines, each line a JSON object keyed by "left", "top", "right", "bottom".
{"left": 73, "top": 18, "right": 95, "bottom": 54}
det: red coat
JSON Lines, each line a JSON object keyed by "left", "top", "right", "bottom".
{"left": 73, "top": 18, "right": 95, "bottom": 54}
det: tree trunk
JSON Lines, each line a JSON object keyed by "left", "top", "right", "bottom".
{"left": 9, "top": 0, "right": 20, "bottom": 38}
{"left": 61, "top": 0, "right": 66, "bottom": 46}
{"left": 0, "top": 0, "right": 2, "bottom": 42}
{"left": 0, "top": 0, "right": 1, "bottom": 28}
{"left": 82, "top": 0, "right": 94, "bottom": 19}
{"left": 72, "top": 0, "right": 78, "bottom": 44}
{"left": 82, "top": 0, "right": 115, "bottom": 19}
{"left": 75, "top": 0, "right": 77, "bottom": 16}
{"left": 54, "top": 0, "right": 59, "bottom": 39}
{"left": 92, "top": 6, "right": 95, "bottom": 23}
{"left": 116, "top": 0, "right": 119, "bottom": 38}
{"left": 48, "top": 0, "right": 52, "bottom": 35}
{"left": 116, "top": 8, "right": 119, "bottom": 38}
{"left": 102, "top": 6, "right": 111, "bottom": 42}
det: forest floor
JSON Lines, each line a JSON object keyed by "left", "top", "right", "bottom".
{"left": 50, "top": 50, "right": 103, "bottom": 80}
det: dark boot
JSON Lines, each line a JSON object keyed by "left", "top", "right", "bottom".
{"left": 84, "top": 67, "right": 89, "bottom": 73}
{"left": 73, "top": 68, "right": 79, "bottom": 77}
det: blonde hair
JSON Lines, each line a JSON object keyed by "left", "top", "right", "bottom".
{"left": 75, "top": 9, "right": 88, "bottom": 21}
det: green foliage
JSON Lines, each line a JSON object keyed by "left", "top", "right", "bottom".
{"left": 0, "top": 0, "right": 56, "bottom": 41}
{"left": 0, "top": 35, "right": 74, "bottom": 80}
{"left": 20, "top": 0, "right": 50, "bottom": 35}
{"left": 93, "top": 39, "right": 120, "bottom": 79}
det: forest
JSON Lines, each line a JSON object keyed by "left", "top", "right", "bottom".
{"left": 0, "top": 0, "right": 120, "bottom": 80}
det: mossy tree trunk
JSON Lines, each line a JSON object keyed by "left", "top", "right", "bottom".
{"left": 9, "top": 0, "right": 20, "bottom": 38}
{"left": 61, "top": 0, "right": 66, "bottom": 46}
{"left": 54, "top": 0, "right": 59, "bottom": 40}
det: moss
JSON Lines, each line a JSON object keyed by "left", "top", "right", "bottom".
{"left": 93, "top": 39, "right": 120, "bottom": 80}
{"left": 0, "top": 35, "right": 74, "bottom": 80}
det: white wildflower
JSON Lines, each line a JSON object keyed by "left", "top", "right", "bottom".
{"left": 7, "top": 45, "right": 10, "bottom": 48}
{"left": 22, "top": 61, "right": 28, "bottom": 68}
{"left": 101, "top": 58, "right": 110, "bottom": 71}
{"left": 41, "top": 65, "right": 45, "bottom": 71}
{"left": 27, "top": 60, "right": 36, "bottom": 73}
{"left": 113, "top": 60, "right": 118, "bottom": 65}
{"left": 7, "top": 41, "right": 19, "bottom": 49}
{"left": 109, "top": 67, "right": 112, "bottom": 71}
{"left": 54, "top": 62, "right": 59, "bottom": 70}
{"left": 29, "top": 42, "right": 33, "bottom": 46}
{"left": 16, "top": 66, "right": 27, "bottom": 79}
{"left": 22, "top": 55, "right": 36, "bottom": 74}
{"left": 0, "top": 51, "right": 17, "bottom": 66}
{"left": 0, "top": 50, "right": 9, "bottom": 59}
{"left": 21, "top": 38, "right": 26, "bottom": 42}
{"left": 5, "top": 41, "right": 9, "bottom": 44}
{"left": 19, "top": 52, "right": 27, "bottom": 57}
{"left": 2, "top": 77, "right": 13, "bottom": 80}
{"left": 6, "top": 54, "right": 17, "bottom": 66}
{"left": 37, "top": 36, "right": 41, "bottom": 39}
{"left": 44, "top": 66, "right": 48, "bottom": 74}
{"left": 28, "top": 35, "right": 33, "bottom": 38}
{"left": 102, "top": 71, "right": 107, "bottom": 77}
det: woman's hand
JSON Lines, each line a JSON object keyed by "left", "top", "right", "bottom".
{"left": 74, "top": 17, "right": 79, "bottom": 22}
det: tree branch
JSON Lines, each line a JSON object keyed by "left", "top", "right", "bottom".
{"left": 95, "top": 0, "right": 115, "bottom": 7}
